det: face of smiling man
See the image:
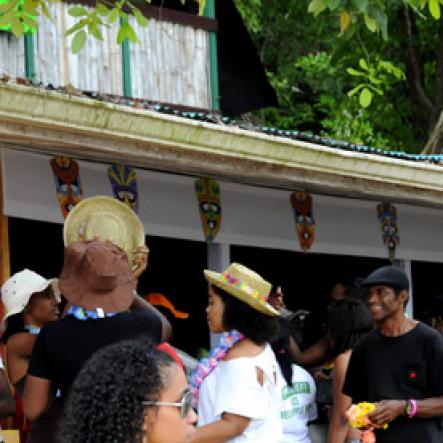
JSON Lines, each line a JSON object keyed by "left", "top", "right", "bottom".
{"left": 365, "top": 285, "right": 407, "bottom": 324}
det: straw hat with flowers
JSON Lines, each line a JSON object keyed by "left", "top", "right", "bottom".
{"left": 204, "top": 263, "right": 279, "bottom": 317}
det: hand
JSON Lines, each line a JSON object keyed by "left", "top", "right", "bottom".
{"left": 132, "top": 245, "right": 149, "bottom": 279}
{"left": 367, "top": 400, "right": 406, "bottom": 426}
{"left": 314, "top": 371, "right": 331, "bottom": 381}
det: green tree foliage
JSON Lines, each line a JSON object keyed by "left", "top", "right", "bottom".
{"left": 0, "top": 0, "right": 206, "bottom": 53}
{"left": 235, "top": 0, "right": 443, "bottom": 153}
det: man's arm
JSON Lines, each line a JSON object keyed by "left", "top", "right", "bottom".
{"left": 22, "top": 375, "right": 51, "bottom": 421}
{"left": 6, "top": 333, "right": 36, "bottom": 385}
{"left": 0, "top": 369, "right": 15, "bottom": 417}
{"left": 327, "top": 352, "right": 353, "bottom": 443}
{"left": 368, "top": 396, "right": 443, "bottom": 425}
{"left": 190, "top": 413, "right": 250, "bottom": 443}
{"left": 288, "top": 334, "right": 329, "bottom": 367}
{"left": 131, "top": 294, "right": 172, "bottom": 341}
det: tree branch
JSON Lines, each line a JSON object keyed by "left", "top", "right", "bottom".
{"left": 422, "top": 109, "right": 443, "bottom": 154}
{"left": 402, "top": 4, "right": 433, "bottom": 115}
{"left": 435, "top": 18, "right": 443, "bottom": 105}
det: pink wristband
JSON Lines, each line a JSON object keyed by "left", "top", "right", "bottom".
{"left": 407, "top": 399, "right": 417, "bottom": 418}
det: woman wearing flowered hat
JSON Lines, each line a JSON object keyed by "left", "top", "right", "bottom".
{"left": 190, "top": 263, "right": 283, "bottom": 442}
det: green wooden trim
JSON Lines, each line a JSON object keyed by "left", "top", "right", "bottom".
{"left": 204, "top": 0, "right": 220, "bottom": 111}
{"left": 24, "top": 33, "right": 35, "bottom": 81}
{"left": 121, "top": 18, "right": 132, "bottom": 97}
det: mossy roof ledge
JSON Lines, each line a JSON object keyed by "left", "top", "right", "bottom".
{"left": 1, "top": 82, "right": 443, "bottom": 208}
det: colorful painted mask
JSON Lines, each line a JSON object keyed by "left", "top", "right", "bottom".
{"left": 107, "top": 163, "right": 139, "bottom": 213}
{"left": 195, "top": 178, "right": 221, "bottom": 243}
{"left": 377, "top": 202, "right": 399, "bottom": 262}
{"left": 50, "top": 156, "right": 83, "bottom": 218}
{"left": 290, "top": 191, "right": 315, "bottom": 252}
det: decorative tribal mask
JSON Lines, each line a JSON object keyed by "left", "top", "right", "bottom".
{"left": 290, "top": 191, "right": 315, "bottom": 252}
{"left": 195, "top": 178, "right": 221, "bottom": 243}
{"left": 377, "top": 202, "right": 399, "bottom": 262}
{"left": 107, "top": 163, "right": 138, "bottom": 213}
{"left": 50, "top": 156, "right": 83, "bottom": 218}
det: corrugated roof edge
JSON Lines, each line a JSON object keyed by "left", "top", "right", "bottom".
{"left": 4, "top": 78, "right": 442, "bottom": 165}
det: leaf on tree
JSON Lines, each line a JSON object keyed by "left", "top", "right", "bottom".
{"left": 71, "top": 29, "right": 87, "bottom": 53}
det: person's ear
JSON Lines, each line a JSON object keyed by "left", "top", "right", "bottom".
{"left": 399, "top": 289, "right": 408, "bottom": 306}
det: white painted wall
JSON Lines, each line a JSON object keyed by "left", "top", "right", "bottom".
{"left": 3, "top": 148, "right": 443, "bottom": 264}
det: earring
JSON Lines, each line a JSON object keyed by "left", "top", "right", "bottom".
{"left": 142, "top": 432, "right": 148, "bottom": 443}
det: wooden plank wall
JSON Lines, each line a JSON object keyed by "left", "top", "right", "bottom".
{"left": 129, "top": 17, "right": 210, "bottom": 108}
{"left": 35, "top": 3, "right": 123, "bottom": 95}
{"left": 0, "top": 6, "right": 210, "bottom": 108}
{"left": 0, "top": 32, "right": 25, "bottom": 78}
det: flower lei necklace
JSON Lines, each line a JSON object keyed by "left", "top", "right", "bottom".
{"left": 66, "top": 305, "right": 119, "bottom": 320}
{"left": 190, "top": 330, "right": 244, "bottom": 403}
{"left": 24, "top": 325, "right": 41, "bottom": 335}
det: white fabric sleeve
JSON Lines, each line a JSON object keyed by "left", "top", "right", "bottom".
{"left": 212, "top": 360, "right": 270, "bottom": 420}
{"left": 0, "top": 355, "right": 4, "bottom": 370}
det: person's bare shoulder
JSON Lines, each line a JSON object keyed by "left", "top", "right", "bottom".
{"left": 224, "top": 340, "right": 264, "bottom": 361}
{"left": 7, "top": 333, "right": 36, "bottom": 355}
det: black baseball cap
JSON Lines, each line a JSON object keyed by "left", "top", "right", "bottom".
{"left": 361, "top": 265, "right": 409, "bottom": 292}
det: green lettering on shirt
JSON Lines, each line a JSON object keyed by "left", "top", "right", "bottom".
{"left": 282, "top": 382, "right": 311, "bottom": 399}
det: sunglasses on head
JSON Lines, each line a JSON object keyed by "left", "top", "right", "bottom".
{"left": 144, "top": 388, "right": 193, "bottom": 418}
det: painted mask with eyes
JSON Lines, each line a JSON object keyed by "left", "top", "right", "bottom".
{"left": 377, "top": 202, "right": 399, "bottom": 262}
{"left": 195, "top": 178, "right": 221, "bottom": 243}
{"left": 50, "top": 156, "right": 83, "bottom": 218}
{"left": 290, "top": 191, "right": 315, "bottom": 252}
{"left": 107, "top": 163, "right": 139, "bottom": 213}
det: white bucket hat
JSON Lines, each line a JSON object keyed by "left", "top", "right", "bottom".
{"left": 1, "top": 269, "right": 61, "bottom": 325}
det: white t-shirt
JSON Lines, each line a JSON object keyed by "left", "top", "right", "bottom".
{"left": 277, "top": 365, "right": 317, "bottom": 443}
{"left": 277, "top": 364, "right": 317, "bottom": 443}
{"left": 197, "top": 344, "right": 283, "bottom": 443}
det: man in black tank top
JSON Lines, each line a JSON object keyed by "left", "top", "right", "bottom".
{"left": 342, "top": 265, "right": 443, "bottom": 443}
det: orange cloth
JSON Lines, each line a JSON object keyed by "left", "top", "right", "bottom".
{"left": 145, "top": 293, "right": 189, "bottom": 319}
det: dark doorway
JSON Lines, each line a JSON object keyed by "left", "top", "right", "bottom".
{"left": 230, "top": 245, "right": 388, "bottom": 346}
{"left": 411, "top": 260, "right": 443, "bottom": 322}
{"left": 138, "top": 235, "right": 209, "bottom": 355}
{"left": 231, "top": 244, "right": 388, "bottom": 313}
{"left": 9, "top": 217, "right": 64, "bottom": 278}
{"left": 8, "top": 217, "right": 209, "bottom": 356}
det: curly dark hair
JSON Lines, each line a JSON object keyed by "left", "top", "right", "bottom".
{"left": 212, "top": 285, "right": 279, "bottom": 345}
{"left": 327, "top": 298, "right": 373, "bottom": 360}
{"left": 59, "top": 337, "right": 176, "bottom": 443}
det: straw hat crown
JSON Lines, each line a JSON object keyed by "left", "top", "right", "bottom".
{"left": 63, "top": 196, "right": 145, "bottom": 265}
{"left": 204, "top": 263, "right": 279, "bottom": 317}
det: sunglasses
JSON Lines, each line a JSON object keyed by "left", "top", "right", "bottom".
{"left": 144, "top": 388, "right": 193, "bottom": 418}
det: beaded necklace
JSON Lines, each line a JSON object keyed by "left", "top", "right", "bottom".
{"left": 66, "top": 305, "right": 119, "bottom": 320}
{"left": 190, "top": 330, "right": 244, "bottom": 404}
{"left": 24, "top": 325, "right": 41, "bottom": 335}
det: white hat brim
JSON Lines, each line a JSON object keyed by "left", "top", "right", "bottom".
{"left": 2, "top": 277, "right": 61, "bottom": 325}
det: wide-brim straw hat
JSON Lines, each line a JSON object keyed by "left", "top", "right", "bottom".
{"left": 60, "top": 239, "right": 136, "bottom": 312}
{"left": 204, "top": 263, "right": 279, "bottom": 317}
{"left": 2, "top": 269, "right": 61, "bottom": 325}
{"left": 63, "top": 196, "right": 145, "bottom": 266}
